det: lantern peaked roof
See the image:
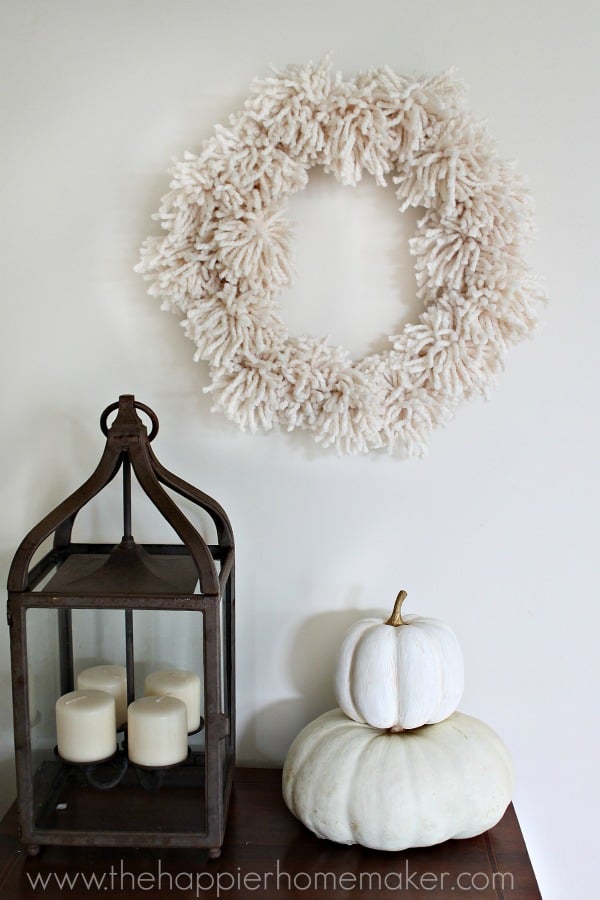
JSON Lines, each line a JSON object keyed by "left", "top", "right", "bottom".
{"left": 8, "top": 395, "right": 233, "bottom": 598}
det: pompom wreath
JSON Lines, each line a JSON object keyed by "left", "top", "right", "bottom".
{"left": 137, "top": 60, "right": 544, "bottom": 456}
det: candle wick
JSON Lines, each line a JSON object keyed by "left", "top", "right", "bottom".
{"left": 65, "top": 695, "right": 88, "bottom": 705}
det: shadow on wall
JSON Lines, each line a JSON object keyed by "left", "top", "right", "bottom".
{"left": 238, "top": 605, "right": 383, "bottom": 767}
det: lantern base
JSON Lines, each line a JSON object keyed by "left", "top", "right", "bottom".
{"left": 32, "top": 750, "right": 224, "bottom": 838}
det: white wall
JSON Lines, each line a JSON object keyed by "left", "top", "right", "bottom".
{"left": 1, "top": 2, "right": 598, "bottom": 897}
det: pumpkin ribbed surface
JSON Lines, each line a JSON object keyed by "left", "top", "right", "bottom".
{"left": 335, "top": 614, "right": 464, "bottom": 729}
{"left": 283, "top": 708, "right": 514, "bottom": 851}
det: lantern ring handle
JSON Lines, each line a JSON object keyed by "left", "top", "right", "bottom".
{"left": 100, "top": 401, "right": 159, "bottom": 442}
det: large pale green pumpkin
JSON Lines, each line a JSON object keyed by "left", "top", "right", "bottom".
{"left": 283, "top": 709, "right": 514, "bottom": 851}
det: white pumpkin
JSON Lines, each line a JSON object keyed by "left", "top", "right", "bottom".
{"left": 335, "top": 590, "right": 464, "bottom": 730}
{"left": 283, "top": 709, "right": 514, "bottom": 851}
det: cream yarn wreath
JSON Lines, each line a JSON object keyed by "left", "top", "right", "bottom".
{"left": 137, "top": 60, "right": 544, "bottom": 456}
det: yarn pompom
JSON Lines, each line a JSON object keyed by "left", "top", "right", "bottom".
{"left": 137, "top": 60, "right": 544, "bottom": 456}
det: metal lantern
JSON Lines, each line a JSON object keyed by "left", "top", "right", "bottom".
{"left": 6, "top": 395, "right": 235, "bottom": 858}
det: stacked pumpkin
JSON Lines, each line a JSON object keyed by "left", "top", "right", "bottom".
{"left": 283, "top": 591, "right": 514, "bottom": 851}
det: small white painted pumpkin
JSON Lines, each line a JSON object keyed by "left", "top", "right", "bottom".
{"left": 335, "top": 590, "right": 464, "bottom": 730}
{"left": 283, "top": 709, "right": 514, "bottom": 851}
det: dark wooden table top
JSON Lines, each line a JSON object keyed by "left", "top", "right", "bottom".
{"left": 0, "top": 767, "right": 541, "bottom": 898}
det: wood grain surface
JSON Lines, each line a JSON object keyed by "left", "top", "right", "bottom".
{"left": 0, "top": 768, "right": 541, "bottom": 899}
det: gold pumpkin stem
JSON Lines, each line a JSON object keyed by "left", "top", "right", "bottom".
{"left": 386, "top": 590, "right": 407, "bottom": 627}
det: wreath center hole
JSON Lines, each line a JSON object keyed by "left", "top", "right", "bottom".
{"left": 281, "top": 168, "right": 424, "bottom": 361}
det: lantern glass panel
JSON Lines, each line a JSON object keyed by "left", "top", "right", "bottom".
{"left": 26, "top": 608, "right": 61, "bottom": 776}
{"left": 131, "top": 608, "right": 205, "bottom": 750}
{"left": 71, "top": 608, "right": 127, "bottom": 672}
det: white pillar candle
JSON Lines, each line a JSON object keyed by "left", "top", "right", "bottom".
{"left": 127, "top": 696, "right": 188, "bottom": 767}
{"left": 144, "top": 669, "right": 202, "bottom": 733}
{"left": 77, "top": 665, "right": 128, "bottom": 728}
{"left": 56, "top": 690, "right": 117, "bottom": 763}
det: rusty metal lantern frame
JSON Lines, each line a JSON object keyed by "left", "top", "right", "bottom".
{"left": 6, "top": 395, "right": 235, "bottom": 858}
